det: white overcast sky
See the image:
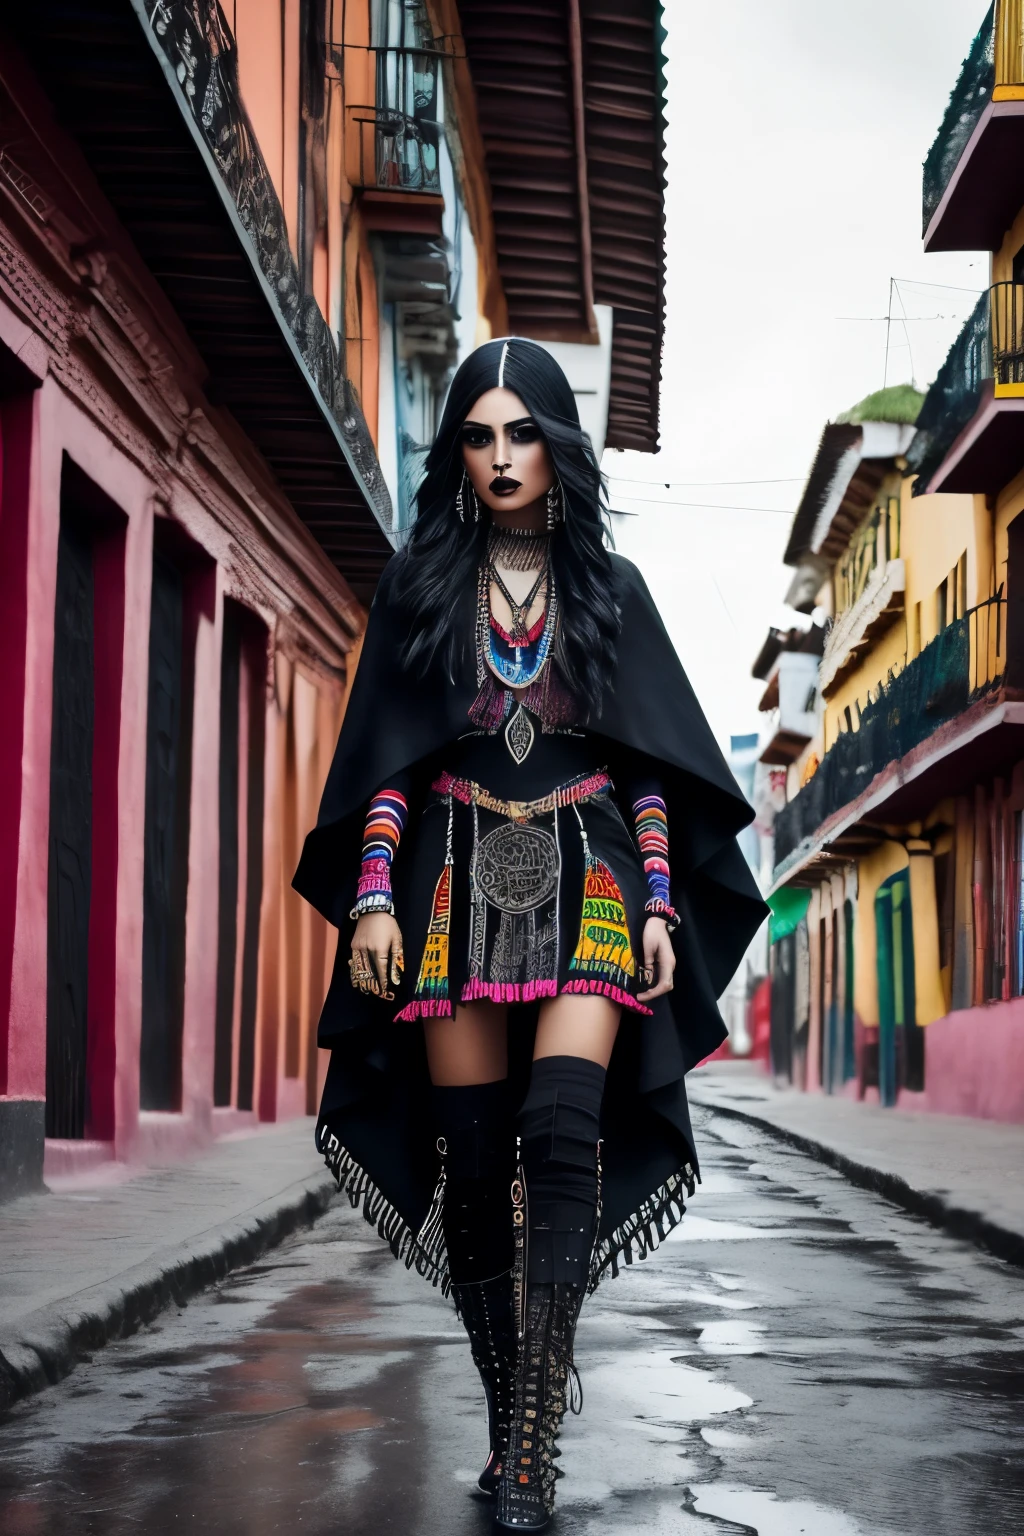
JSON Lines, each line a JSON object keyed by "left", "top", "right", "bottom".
{"left": 603, "top": 0, "right": 989, "bottom": 751}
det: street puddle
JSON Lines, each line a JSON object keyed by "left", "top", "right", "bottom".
{"left": 689, "top": 1483, "right": 877, "bottom": 1534}
{"left": 681, "top": 1287, "right": 759, "bottom": 1311}
{"left": 557, "top": 1343, "right": 754, "bottom": 1509}
{"left": 697, "top": 1320, "right": 767, "bottom": 1355}
{"left": 669, "top": 1215, "right": 795, "bottom": 1242}
{"left": 585, "top": 1348, "right": 754, "bottom": 1418}
{"left": 302, "top": 1349, "right": 414, "bottom": 1393}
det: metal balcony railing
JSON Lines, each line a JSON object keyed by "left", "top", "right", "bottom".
{"left": 907, "top": 283, "right": 1024, "bottom": 489}
{"left": 351, "top": 0, "right": 442, "bottom": 193}
{"left": 906, "top": 286, "right": 990, "bottom": 489}
{"left": 376, "top": 107, "right": 440, "bottom": 191}
{"left": 922, "top": 3, "right": 1024, "bottom": 235}
{"left": 773, "top": 592, "right": 1006, "bottom": 868}
{"left": 923, "top": 4, "right": 995, "bottom": 234}
{"left": 349, "top": 101, "right": 442, "bottom": 194}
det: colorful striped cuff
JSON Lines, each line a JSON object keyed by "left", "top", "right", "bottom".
{"left": 353, "top": 789, "right": 408, "bottom": 916}
{"left": 633, "top": 793, "right": 677, "bottom": 925}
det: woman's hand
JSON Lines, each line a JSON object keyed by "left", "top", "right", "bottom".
{"left": 351, "top": 912, "right": 404, "bottom": 999}
{"left": 636, "top": 916, "right": 675, "bottom": 1002}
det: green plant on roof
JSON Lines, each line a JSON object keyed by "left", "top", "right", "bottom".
{"left": 836, "top": 384, "right": 925, "bottom": 427}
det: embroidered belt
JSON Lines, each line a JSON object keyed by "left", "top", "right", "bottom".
{"left": 431, "top": 768, "right": 612, "bottom": 823}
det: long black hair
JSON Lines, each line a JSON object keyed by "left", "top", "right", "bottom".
{"left": 391, "top": 337, "right": 620, "bottom": 710}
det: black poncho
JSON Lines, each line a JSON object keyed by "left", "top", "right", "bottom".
{"left": 293, "top": 551, "right": 766, "bottom": 1291}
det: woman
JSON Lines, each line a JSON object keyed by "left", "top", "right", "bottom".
{"left": 294, "top": 338, "right": 765, "bottom": 1530}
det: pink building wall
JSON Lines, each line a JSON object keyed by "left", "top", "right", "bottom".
{"left": 0, "top": 75, "right": 360, "bottom": 1199}
{"left": 918, "top": 999, "right": 1024, "bottom": 1122}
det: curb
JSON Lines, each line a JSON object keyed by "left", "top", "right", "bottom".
{"left": 689, "top": 1092, "right": 1024, "bottom": 1272}
{"left": 0, "top": 1170, "right": 337, "bottom": 1413}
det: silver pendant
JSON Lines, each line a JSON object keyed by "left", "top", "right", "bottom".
{"left": 504, "top": 703, "right": 535, "bottom": 765}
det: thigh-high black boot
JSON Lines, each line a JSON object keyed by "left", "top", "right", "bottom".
{"left": 495, "top": 1056, "right": 606, "bottom": 1532}
{"left": 432, "top": 1080, "right": 516, "bottom": 1496}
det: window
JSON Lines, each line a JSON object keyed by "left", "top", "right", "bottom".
{"left": 372, "top": 0, "right": 441, "bottom": 192}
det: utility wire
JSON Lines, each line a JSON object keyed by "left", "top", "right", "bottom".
{"left": 889, "top": 276, "right": 985, "bottom": 293}
{"left": 893, "top": 279, "right": 916, "bottom": 385}
{"left": 607, "top": 474, "right": 804, "bottom": 487}
{"left": 609, "top": 495, "right": 793, "bottom": 514}
{"left": 837, "top": 313, "right": 968, "bottom": 321}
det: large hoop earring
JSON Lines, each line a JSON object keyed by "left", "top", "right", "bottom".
{"left": 546, "top": 480, "right": 563, "bottom": 530}
{"left": 457, "top": 470, "right": 481, "bottom": 525}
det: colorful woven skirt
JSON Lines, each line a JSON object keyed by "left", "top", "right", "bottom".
{"left": 395, "top": 770, "right": 653, "bottom": 1022}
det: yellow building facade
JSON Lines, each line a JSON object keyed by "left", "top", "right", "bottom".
{"left": 762, "top": 358, "right": 1022, "bottom": 1116}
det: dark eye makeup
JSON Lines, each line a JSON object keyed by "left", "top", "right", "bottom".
{"left": 509, "top": 420, "right": 542, "bottom": 444}
{"left": 460, "top": 417, "right": 542, "bottom": 448}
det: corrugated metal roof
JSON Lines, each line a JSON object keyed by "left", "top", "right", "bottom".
{"left": 457, "top": 0, "right": 666, "bottom": 451}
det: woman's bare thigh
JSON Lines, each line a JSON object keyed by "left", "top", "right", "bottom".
{"left": 534, "top": 992, "right": 621, "bottom": 1068}
{"left": 423, "top": 999, "right": 509, "bottom": 1085}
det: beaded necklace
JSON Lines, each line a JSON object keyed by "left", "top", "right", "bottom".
{"left": 476, "top": 528, "right": 556, "bottom": 693}
{"left": 473, "top": 528, "right": 561, "bottom": 763}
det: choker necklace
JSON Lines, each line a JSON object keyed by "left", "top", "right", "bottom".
{"left": 488, "top": 524, "right": 550, "bottom": 573}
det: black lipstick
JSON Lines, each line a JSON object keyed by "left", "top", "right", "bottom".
{"left": 490, "top": 475, "right": 522, "bottom": 495}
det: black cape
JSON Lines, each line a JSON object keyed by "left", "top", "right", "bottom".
{"left": 294, "top": 552, "right": 767, "bottom": 1290}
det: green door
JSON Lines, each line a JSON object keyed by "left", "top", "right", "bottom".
{"left": 875, "top": 869, "right": 918, "bottom": 1107}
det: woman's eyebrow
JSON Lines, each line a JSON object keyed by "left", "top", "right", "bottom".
{"left": 461, "top": 419, "right": 491, "bottom": 430}
{"left": 504, "top": 416, "right": 535, "bottom": 430}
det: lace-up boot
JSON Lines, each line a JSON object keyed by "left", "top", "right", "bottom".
{"left": 452, "top": 1270, "right": 517, "bottom": 1495}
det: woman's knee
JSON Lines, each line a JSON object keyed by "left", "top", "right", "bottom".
{"left": 424, "top": 1000, "right": 508, "bottom": 1085}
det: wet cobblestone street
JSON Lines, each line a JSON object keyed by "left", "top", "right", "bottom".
{"left": 2, "top": 1105, "right": 1021, "bottom": 1536}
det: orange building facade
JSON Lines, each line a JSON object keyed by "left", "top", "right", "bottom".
{"left": 0, "top": 1, "right": 669, "bottom": 1199}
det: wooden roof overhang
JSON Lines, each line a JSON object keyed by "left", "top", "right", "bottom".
{"left": 455, "top": 0, "right": 667, "bottom": 452}
{"left": 6, "top": 0, "right": 395, "bottom": 608}
{"left": 783, "top": 424, "right": 865, "bottom": 568}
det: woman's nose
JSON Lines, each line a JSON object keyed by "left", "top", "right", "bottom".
{"left": 493, "top": 459, "right": 511, "bottom": 474}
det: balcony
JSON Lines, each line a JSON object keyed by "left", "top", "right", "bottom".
{"left": 346, "top": 1, "right": 445, "bottom": 235}
{"left": 758, "top": 651, "right": 820, "bottom": 766}
{"left": 923, "top": 2, "right": 1024, "bottom": 251}
{"left": 906, "top": 283, "right": 1024, "bottom": 494}
{"left": 820, "top": 497, "right": 904, "bottom": 694}
{"left": 773, "top": 594, "right": 1008, "bottom": 878}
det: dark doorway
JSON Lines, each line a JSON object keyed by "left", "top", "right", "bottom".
{"left": 769, "top": 931, "right": 794, "bottom": 1083}
{"left": 213, "top": 606, "right": 241, "bottom": 1108}
{"left": 236, "top": 619, "right": 265, "bottom": 1112}
{"left": 214, "top": 603, "right": 267, "bottom": 1112}
{"left": 46, "top": 510, "right": 94, "bottom": 1139}
{"left": 140, "top": 546, "right": 195, "bottom": 1112}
